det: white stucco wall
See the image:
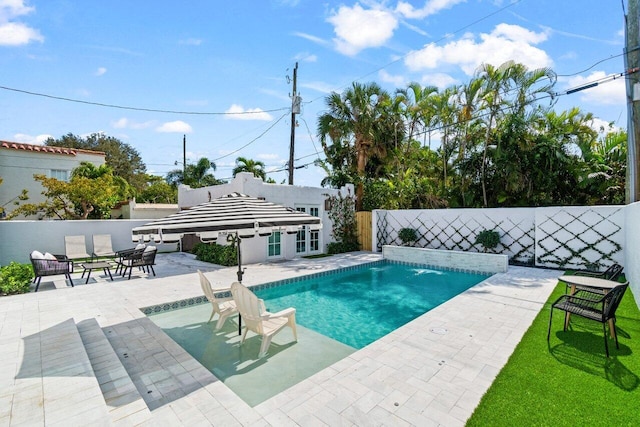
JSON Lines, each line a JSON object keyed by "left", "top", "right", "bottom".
{"left": 0, "top": 220, "right": 174, "bottom": 266}
{"left": 0, "top": 144, "right": 105, "bottom": 219}
{"left": 625, "top": 202, "right": 640, "bottom": 306}
{"left": 178, "top": 172, "right": 354, "bottom": 260}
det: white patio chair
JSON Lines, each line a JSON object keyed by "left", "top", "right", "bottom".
{"left": 92, "top": 234, "right": 116, "bottom": 260}
{"left": 64, "top": 235, "right": 91, "bottom": 261}
{"left": 198, "top": 270, "right": 238, "bottom": 330}
{"left": 230, "top": 281, "right": 297, "bottom": 358}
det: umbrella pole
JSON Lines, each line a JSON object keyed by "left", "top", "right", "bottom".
{"left": 236, "top": 233, "right": 244, "bottom": 282}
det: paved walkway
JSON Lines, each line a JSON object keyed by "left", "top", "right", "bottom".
{"left": 0, "top": 252, "right": 562, "bottom": 426}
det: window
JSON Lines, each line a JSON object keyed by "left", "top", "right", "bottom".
{"left": 50, "top": 169, "right": 69, "bottom": 182}
{"left": 268, "top": 232, "right": 281, "bottom": 257}
{"left": 295, "top": 205, "right": 321, "bottom": 254}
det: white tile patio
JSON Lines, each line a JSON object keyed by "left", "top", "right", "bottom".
{"left": 0, "top": 251, "right": 562, "bottom": 426}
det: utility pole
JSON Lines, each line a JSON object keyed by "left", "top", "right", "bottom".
{"left": 183, "top": 134, "right": 187, "bottom": 177}
{"left": 625, "top": 0, "right": 640, "bottom": 203}
{"left": 288, "top": 62, "right": 300, "bottom": 185}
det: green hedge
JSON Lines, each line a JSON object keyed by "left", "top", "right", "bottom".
{"left": 192, "top": 242, "right": 238, "bottom": 266}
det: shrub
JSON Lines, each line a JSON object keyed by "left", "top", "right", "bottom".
{"left": 475, "top": 230, "right": 500, "bottom": 252}
{"left": 0, "top": 262, "right": 34, "bottom": 295}
{"left": 192, "top": 242, "right": 238, "bottom": 266}
{"left": 327, "top": 241, "right": 360, "bottom": 255}
{"left": 398, "top": 228, "right": 418, "bottom": 246}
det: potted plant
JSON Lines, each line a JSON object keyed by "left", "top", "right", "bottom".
{"left": 475, "top": 229, "right": 500, "bottom": 253}
{"left": 398, "top": 228, "right": 418, "bottom": 247}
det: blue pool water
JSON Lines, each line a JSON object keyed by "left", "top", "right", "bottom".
{"left": 255, "top": 262, "right": 489, "bottom": 349}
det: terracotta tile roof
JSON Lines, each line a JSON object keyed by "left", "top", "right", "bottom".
{"left": 0, "top": 141, "right": 105, "bottom": 157}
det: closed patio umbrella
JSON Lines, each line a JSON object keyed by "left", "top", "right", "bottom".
{"left": 131, "top": 192, "right": 322, "bottom": 281}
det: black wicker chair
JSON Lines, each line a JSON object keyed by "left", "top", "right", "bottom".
{"left": 30, "top": 254, "right": 73, "bottom": 291}
{"left": 547, "top": 282, "right": 628, "bottom": 357}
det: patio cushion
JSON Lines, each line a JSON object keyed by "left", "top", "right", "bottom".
{"left": 43, "top": 252, "right": 57, "bottom": 260}
{"left": 31, "top": 250, "right": 45, "bottom": 259}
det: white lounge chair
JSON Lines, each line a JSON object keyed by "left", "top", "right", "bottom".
{"left": 64, "top": 235, "right": 91, "bottom": 261}
{"left": 198, "top": 270, "right": 238, "bottom": 330}
{"left": 92, "top": 234, "right": 116, "bottom": 260}
{"left": 230, "top": 281, "right": 297, "bottom": 358}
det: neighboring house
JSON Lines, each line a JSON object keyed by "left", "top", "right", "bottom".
{"left": 179, "top": 172, "right": 354, "bottom": 264}
{"left": 0, "top": 141, "right": 106, "bottom": 219}
{"left": 112, "top": 199, "right": 179, "bottom": 219}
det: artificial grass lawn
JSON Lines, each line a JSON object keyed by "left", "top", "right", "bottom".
{"left": 467, "top": 278, "right": 640, "bottom": 426}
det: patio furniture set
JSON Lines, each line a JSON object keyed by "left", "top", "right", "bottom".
{"left": 29, "top": 234, "right": 157, "bottom": 290}
{"left": 547, "top": 263, "right": 628, "bottom": 357}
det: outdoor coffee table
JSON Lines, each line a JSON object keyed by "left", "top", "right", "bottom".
{"left": 79, "top": 261, "right": 114, "bottom": 284}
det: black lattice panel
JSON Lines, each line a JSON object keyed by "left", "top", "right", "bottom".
{"left": 535, "top": 207, "right": 624, "bottom": 270}
{"left": 375, "top": 209, "right": 535, "bottom": 264}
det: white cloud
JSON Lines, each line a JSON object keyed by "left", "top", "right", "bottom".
{"left": 257, "top": 153, "right": 280, "bottom": 160}
{"left": 421, "top": 72, "right": 458, "bottom": 89}
{"left": 300, "top": 81, "right": 337, "bottom": 94}
{"left": 0, "top": 0, "right": 43, "bottom": 46}
{"left": 0, "top": 21, "right": 43, "bottom": 45}
{"left": 565, "top": 71, "right": 626, "bottom": 106}
{"left": 13, "top": 133, "right": 52, "bottom": 144}
{"left": 379, "top": 70, "right": 407, "bottom": 87}
{"left": 111, "top": 117, "right": 155, "bottom": 130}
{"left": 396, "top": 0, "right": 465, "bottom": 19}
{"left": 180, "top": 38, "right": 202, "bottom": 46}
{"left": 95, "top": 67, "right": 107, "bottom": 76}
{"left": 294, "top": 52, "right": 317, "bottom": 62}
{"left": 588, "top": 117, "right": 620, "bottom": 134}
{"left": 156, "top": 120, "right": 193, "bottom": 133}
{"left": 224, "top": 104, "right": 273, "bottom": 121}
{"left": 292, "top": 31, "right": 329, "bottom": 46}
{"left": 405, "top": 24, "right": 552, "bottom": 76}
{"left": 328, "top": 4, "right": 398, "bottom": 56}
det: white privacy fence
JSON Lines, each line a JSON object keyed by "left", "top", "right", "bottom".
{"left": 373, "top": 205, "right": 625, "bottom": 270}
{"left": 0, "top": 220, "right": 176, "bottom": 266}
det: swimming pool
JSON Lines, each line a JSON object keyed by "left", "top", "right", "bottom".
{"left": 147, "top": 260, "right": 490, "bottom": 406}
{"left": 255, "top": 261, "right": 489, "bottom": 348}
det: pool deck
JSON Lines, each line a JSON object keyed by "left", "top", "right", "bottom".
{"left": 0, "top": 251, "right": 562, "bottom": 426}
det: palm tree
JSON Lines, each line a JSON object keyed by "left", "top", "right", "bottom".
{"left": 166, "top": 157, "right": 223, "bottom": 188}
{"left": 232, "top": 157, "right": 266, "bottom": 180}
{"left": 318, "top": 82, "right": 394, "bottom": 210}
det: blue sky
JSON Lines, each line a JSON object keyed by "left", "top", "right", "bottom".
{"left": 0, "top": 0, "right": 628, "bottom": 187}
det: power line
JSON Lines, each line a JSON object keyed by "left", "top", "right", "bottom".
{"left": 0, "top": 84, "right": 289, "bottom": 116}
{"left": 211, "top": 112, "right": 289, "bottom": 162}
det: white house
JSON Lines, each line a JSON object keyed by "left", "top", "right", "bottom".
{"left": 178, "top": 172, "right": 354, "bottom": 264}
{"left": 0, "top": 141, "right": 106, "bottom": 219}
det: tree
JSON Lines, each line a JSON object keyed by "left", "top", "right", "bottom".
{"left": 166, "top": 157, "right": 224, "bottom": 188}
{"left": 45, "top": 133, "right": 148, "bottom": 194}
{"left": 318, "top": 82, "right": 398, "bottom": 210}
{"left": 8, "top": 163, "right": 128, "bottom": 219}
{"left": 137, "top": 175, "right": 177, "bottom": 203}
{"left": 232, "top": 157, "right": 266, "bottom": 180}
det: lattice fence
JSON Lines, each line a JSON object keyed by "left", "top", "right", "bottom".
{"left": 535, "top": 206, "right": 624, "bottom": 270}
{"left": 374, "top": 206, "right": 625, "bottom": 269}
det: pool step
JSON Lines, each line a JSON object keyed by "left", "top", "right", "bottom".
{"left": 11, "top": 318, "right": 111, "bottom": 425}
{"left": 77, "top": 318, "right": 152, "bottom": 425}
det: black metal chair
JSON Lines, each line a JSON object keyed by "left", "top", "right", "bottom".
{"left": 118, "top": 247, "right": 157, "bottom": 280}
{"left": 565, "top": 263, "right": 624, "bottom": 295}
{"left": 547, "top": 282, "right": 628, "bottom": 357}
{"left": 30, "top": 254, "right": 73, "bottom": 291}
